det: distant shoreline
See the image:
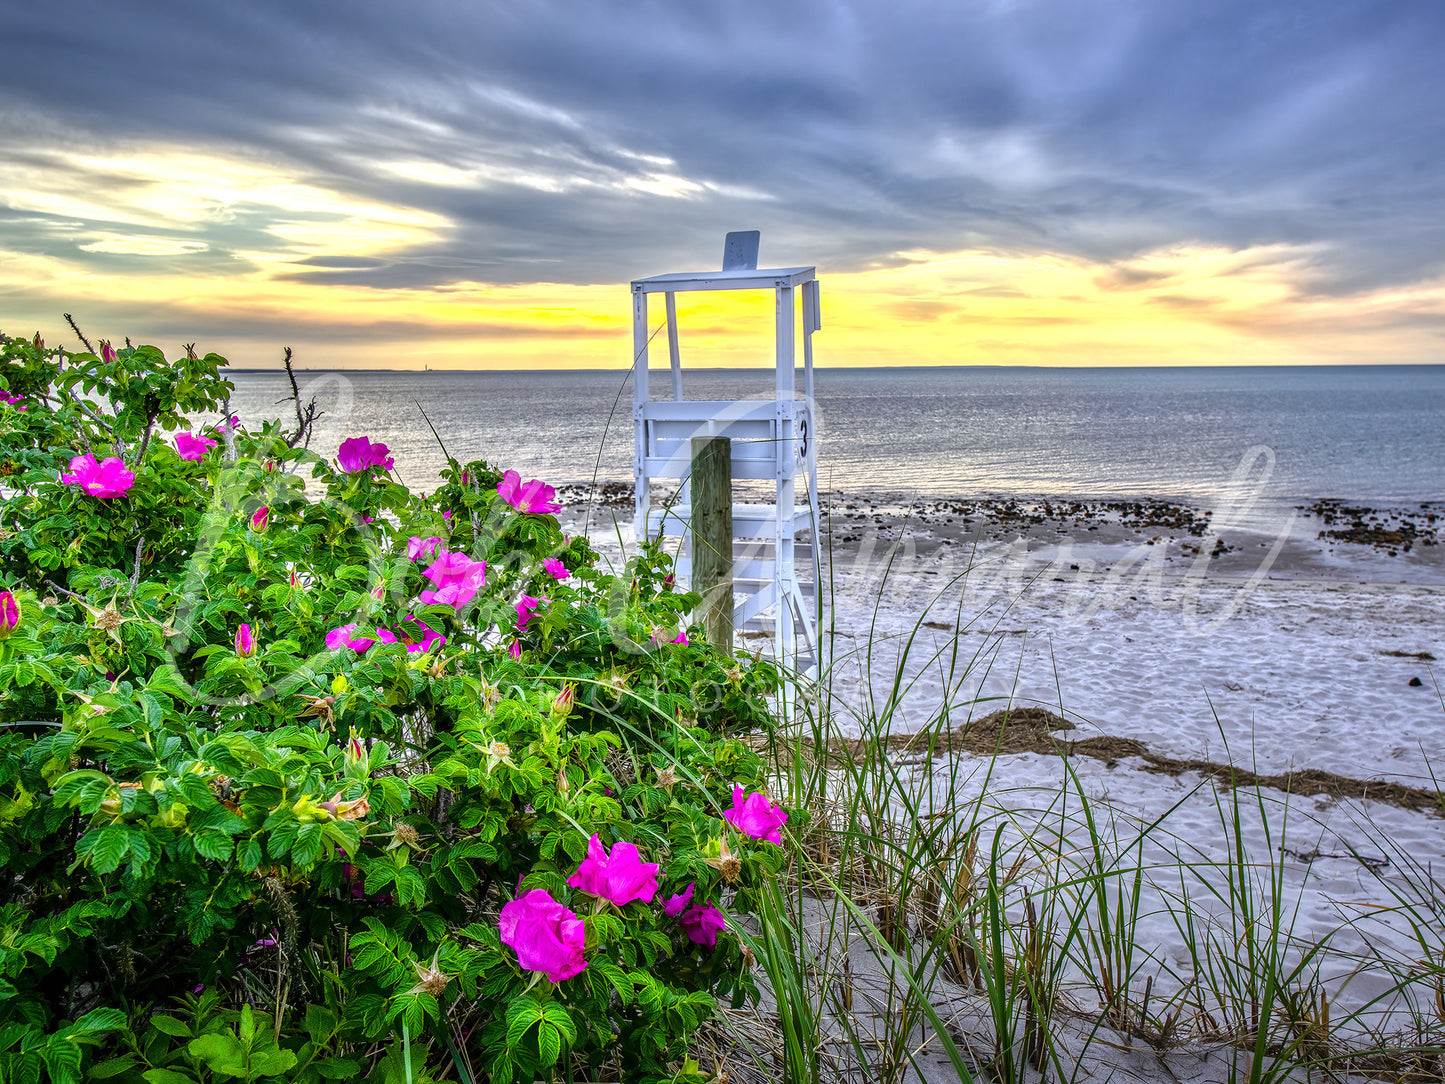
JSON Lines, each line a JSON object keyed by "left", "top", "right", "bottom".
{"left": 223, "top": 361, "right": 1445, "bottom": 375}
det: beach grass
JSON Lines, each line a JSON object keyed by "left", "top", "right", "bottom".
{"left": 698, "top": 533, "right": 1445, "bottom": 1084}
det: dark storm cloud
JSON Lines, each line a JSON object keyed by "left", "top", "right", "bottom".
{"left": 2, "top": 0, "right": 1443, "bottom": 293}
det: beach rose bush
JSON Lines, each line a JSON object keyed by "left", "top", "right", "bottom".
{"left": 0, "top": 331, "right": 786, "bottom": 1083}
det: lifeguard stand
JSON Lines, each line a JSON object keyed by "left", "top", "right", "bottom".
{"left": 632, "top": 231, "right": 821, "bottom": 673}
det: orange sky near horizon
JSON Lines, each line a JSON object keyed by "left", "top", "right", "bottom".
{"left": 4, "top": 141, "right": 1444, "bottom": 371}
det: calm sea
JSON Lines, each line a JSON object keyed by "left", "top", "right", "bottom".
{"left": 222, "top": 365, "right": 1445, "bottom": 512}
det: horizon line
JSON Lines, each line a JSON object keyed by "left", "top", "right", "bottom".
{"left": 222, "top": 359, "right": 1445, "bottom": 374}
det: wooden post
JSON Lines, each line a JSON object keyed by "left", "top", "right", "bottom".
{"left": 690, "top": 437, "right": 732, "bottom": 655}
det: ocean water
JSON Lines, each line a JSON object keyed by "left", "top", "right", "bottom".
{"left": 222, "top": 365, "right": 1445, "bottom": 511}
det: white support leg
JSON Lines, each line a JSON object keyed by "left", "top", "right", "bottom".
{"left": 633, "top": 288, "right": 650, "bottom": 541}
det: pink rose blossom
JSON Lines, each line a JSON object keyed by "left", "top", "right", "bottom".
{"left": 250, "top": 506, "right": 269, "bottom": 532}
{"left": 678, "top": 902, "right": 727, "bottom": 948}
{"left": 406, "top": 535, "right": 442, "bottom": 562}
{"left": 337, "top": 436, "right": 393, "bottom": 474}
{"left": 498, "top": 888, "right": 587, "bottom": 982}
{"left": 543, "top": 557, "right": 570, "bottom": 581}
{"left": 672, "top": 630, "right": 689, "bottom": 646}
{"left": 174, "top": 432, "right": 216, "bottom": 461}
{"left": 0, "top": 591, "right": 19, "bottom": 640}
{"left": 514, "top": 594, "right": 541, "bottom": 631}
{"left": 60, "top": 454, "right": 134, "bottom": 498}
{"left": 509, "top": 640, "right": 521, "bottom": 660}
{"left": 497, "top": 470, "right": 561, "bottom": 515}
{"left": 420, "top": 550, "right": 487, "bottom": 608}
{"left": 566, "top": 834, "right": 659, "bottom": 907}
{"left": 235, "top": 623, "right": 256, "bottom": 657}
{"left": 723, "top": 785, "right": 788, "bottom": 846}
{"left": 99, "top": 340, "right": 117, "bottom": 363}
{"left": 0, "top": 390, "right": 26, "bottom": 410}
{"left": 552, "top": 684, "right": 574, "bottom": 716}
{"left": 375, "top": 616, "right": 446, "bottom": 654}
{"left": 663, "top": 882, "right": 696, "bottom": 918}
{"left": 325, "top": 623, "right": 377, "bottom": 653}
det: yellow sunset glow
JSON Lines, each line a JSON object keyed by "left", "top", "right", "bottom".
{"left": 4, "top": 138, "right": 1443, "bottom": 370}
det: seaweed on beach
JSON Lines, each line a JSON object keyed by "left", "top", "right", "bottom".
{"left": 798, "top": 707, "right": 1445, "bottom": 816}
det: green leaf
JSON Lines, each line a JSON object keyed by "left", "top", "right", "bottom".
{"left": 175, "top": 773, "right": 218, "bottom": 810}
{"left": 504, "top": 996, "right": 544, "bottom": 1050}
{"left": 400, "top": 995, "right": 428, "bottom": 1036}
{"left": 266, "top": 819, "right": 298, "bottom": 859}
{"left": 302, "top": 1005, "right": 337, "bottom": 1044}
{"left": 87, "top": 1055, "right": 140, "bottom": 1078}
{"left": 142, "top": 1069, "right": 199, "bottom": 1084}
{"left": 488, "top": 1052, "right": 515, "bottom": 1084}
{"left": 592, "top": 959, "right": 633, "bottom": 1006}
{"left": 41, "top": 1037, "right": 82, "bottom": 1084}
{"left": 311, "top": 1057, "right": 361, "bottom": 1079}
{"left": 66, "top": 1006, "right": 128, "bottom": 1036}
{"left": 148, "top": 1015, "right": 192, "bottom": 1039}
{"left": 393, "top": 864, "right": 425, "bottom": 907}
{"left": 192, "top": 830, "right": 234, "bottom": 862}
{"left": 87, "top": 824, "right": 129, "bottom": 875}
{"left": 362, "top": 863, "right": 395, "bottom": 896}
{"left": 541, "top": 1003, "right": 575, "bottom": 1045}
{"left": 187, "top": 1033, "right": 247, "bottom": 1077}
{"left": 290, "top": 823, "right": 323, "bottom": 867}
{"left": 348, "top": 943, "right": 391, "bottom": 974}
{"left": 139, "top": 692, "right": 166, "bottom": 729}
{"left": 537, "top": 1021, "right": 561, "bottom": 1066}
{"left": 248, "top": 1047, "right": 296, "bottom": 1077}
{"left": 126, "top": 829, "right": 155, "bottom": 872}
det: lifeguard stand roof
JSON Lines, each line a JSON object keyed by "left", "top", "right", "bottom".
{"left": 631, "top": 266, "right": 815, "bottom": 293}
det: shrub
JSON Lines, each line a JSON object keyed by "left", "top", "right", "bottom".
{"left": 0, "top": 331, "right": 786, "bottom": 1083}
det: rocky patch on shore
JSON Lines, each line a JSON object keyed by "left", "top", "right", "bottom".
{"left": 1303, "top": 498, "right": 1442, "bottom": 554}
{"left": 556, "top": 480, "right": 633, "bottom": 507}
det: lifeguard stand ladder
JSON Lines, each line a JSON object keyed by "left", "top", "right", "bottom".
{"left": 632, "top": 231, "right": 821, "bottom": 675}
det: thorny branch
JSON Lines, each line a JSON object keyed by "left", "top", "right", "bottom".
{"left": 57, "top": 315, "right": 98, "bottom": 455}
{"left": 63, "top": 313, "right": 96, "bottom": 355}
{"left": 130, "top": 394, "right": 160, "bottom": 467}
{"left": 281, "top": 346, "right": 322, "bottom": 448}
{"left": 42, "top": 579, "right": 87, "bottom": 603}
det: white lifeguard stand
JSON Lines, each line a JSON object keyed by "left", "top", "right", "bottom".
{"left": 632, "top": 231, "right": 821, "bottom": 673}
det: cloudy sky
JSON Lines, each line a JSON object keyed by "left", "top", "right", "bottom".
{"left": 1, "top": 0, "right": 1443, "bottom": 369}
